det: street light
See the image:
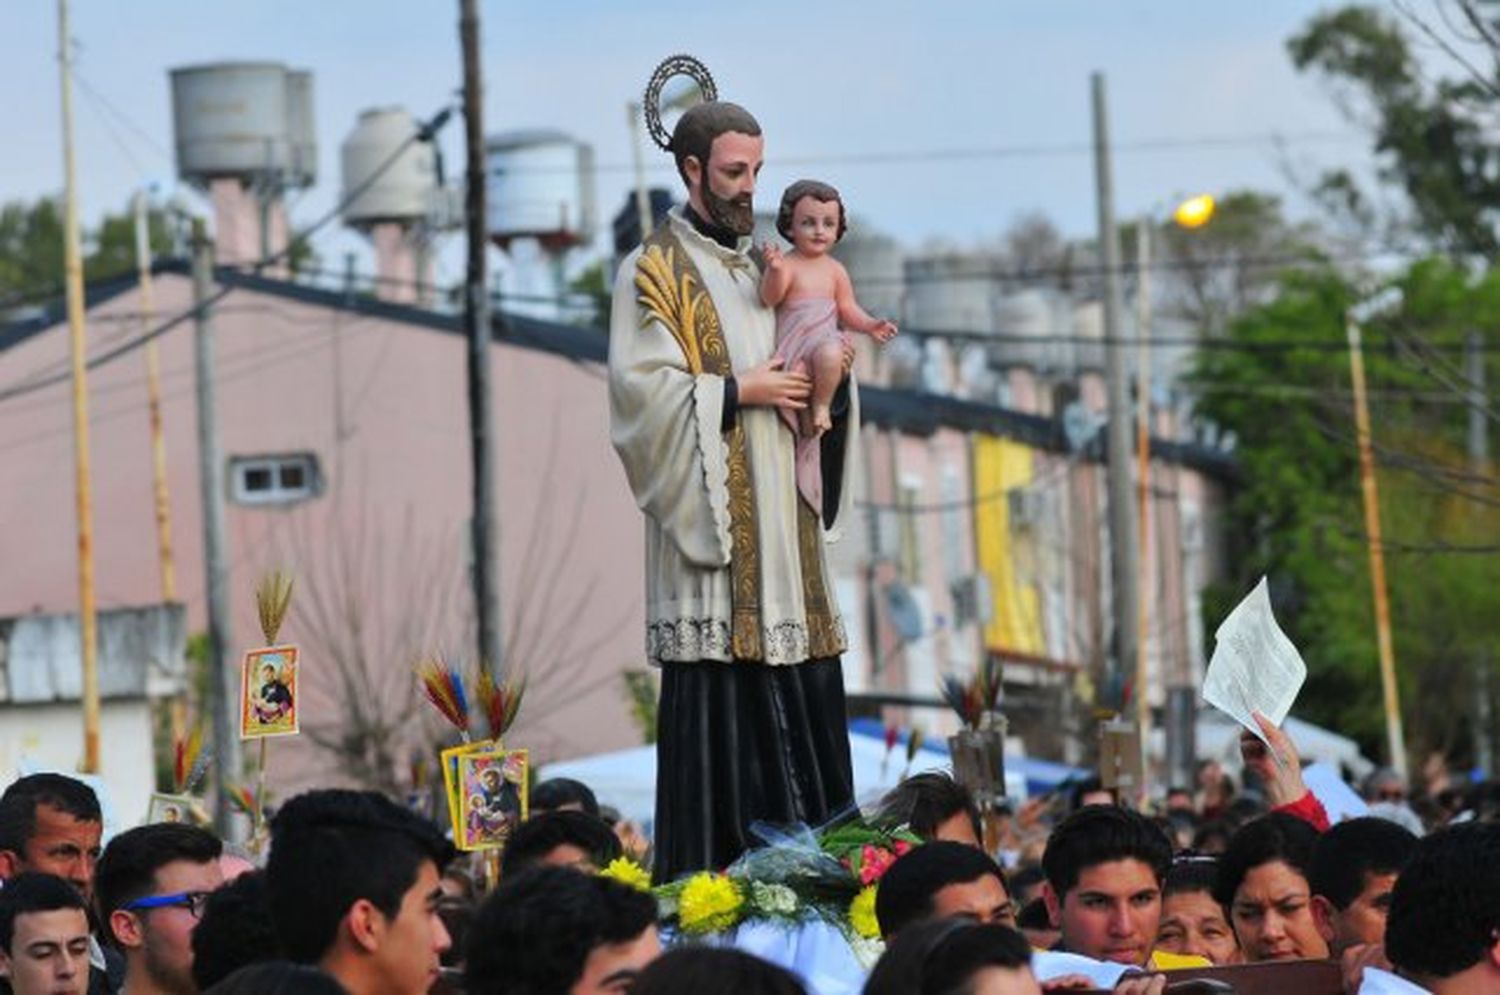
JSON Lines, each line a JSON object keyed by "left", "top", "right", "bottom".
{"left": 1135, "top": 193, "right": 1215, "bottom": 793}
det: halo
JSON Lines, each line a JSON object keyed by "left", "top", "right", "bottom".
{"left": 643, "top": 54, "right": 718, "bottom": 152}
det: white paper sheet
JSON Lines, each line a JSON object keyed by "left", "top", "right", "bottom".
{"left": 1202, "top": 577, "right": 1307, "bottom": 752}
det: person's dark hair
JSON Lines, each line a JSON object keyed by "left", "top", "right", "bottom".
{"left": 529, "top": 777, "right": 600, "bottom": 818}
{"left": 1164, "top": 854, "right": 1220, "bottom": 899}
{"left": 465, "top": 866, "right": 656, "bottom": 995}
{"left": 501, "top": 810, "right": 622, "bottom": 876}
{"left": 873, "top": 773, "right": 981, "bottom": 844}
{"left": 1386, "top": 822, "right": 1500, "bottom": 980}
{"left": 95, "top": 822, "right": 223, "bottom": 936}
{"left": 0, "top": 774, "right": 101, "bottom": 858}
{"left": 0, "top": 872, "right": 87, "bottom": 954}
{"left": 1014, "top": 897, "right": 1050, "bottom": 930}
{"left": 1212, "top": 813, "right": 1318, "bottom": 908}
{"left": 670, "top": 102, "right": 762, "bottom": 187}
{"left": 1006, "top": 865, "right": 1046, "bottom": 905}
{"left": 1308, "top": 816, "right": 1417, "bottom": 911}
{"left": 633, "top": 947, "right": 804, "bottom": 995}
{"left": 1042, "top": 805, "right": 1172, "bottom": 899}
{"left": 1192, "top": 820, "right": 1232, "bottom": 854}
{"left": 775, "top": 180, "right": 848, "bottom": 243}
{"left": 874, "top": 841, "right": 1008, "bottom": 939}
{"left": 1067, "top": 776, "right": 1108, "bottom": 813}
{"left": 191, "top": 871, "right": 281, "bottom": 991}
{"left": 266, "top": 789, "right": 455, "bottom": 964}
{"left": 204, "top": 961, "right": 348, "bottom": 995}
{"left": 865, "top": 920, "right": 1031, "bottom": 995}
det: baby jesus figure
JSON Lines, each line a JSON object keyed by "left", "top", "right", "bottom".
{"left": 760, "top": 179, "right": 897, "bottom": 511}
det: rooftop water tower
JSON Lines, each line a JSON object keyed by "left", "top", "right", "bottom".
{"left": 169, "top": 62, "right": 316, "bottom": 268}
{"left": 486, "top": 129, "right": 596, "bottom": 320}
{"left": 340, "top": 107, "right": 453, "bottom": 305}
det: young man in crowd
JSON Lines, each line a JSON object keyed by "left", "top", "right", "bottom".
{"left": 0, "top": 774, "right": 120, "bottom": 994}
{"left": 873, "top": 773, "right": 983, "bottom": 848}
{"left": 500, "top": 810, "right": 623, "bottom": 876}
{"left": 465, "top": 865, "right": 659, "bottom": 994}
{"left": 873, "top": 841, "right": 1016, "bottom": 940}
{"left": 267, "top": 789, "right": 454, "bottom": 995}
{"left": 1308, "top": 816, "right": 1417, "bottom": 956}
{"left": 94, "top": 823, "right": 223, "bottom": 995}
{"left": 1360, "top": 822, "right": 1500, "bottom": 994}
{"left": 0, "top": 873, "right": 92, "bottom": 995}
{"left": 1041, "top": 805, "right": 1206, "bottom": 971}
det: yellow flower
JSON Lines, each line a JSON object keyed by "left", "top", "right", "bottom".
{"left": 678, "top": 872, "right": 744, "bottom": 935}
{"left": 599, "top": 857, "right": 652, "bottom": 893}
{"left": 849, "top": 885, "right": 880, "bottom": 940}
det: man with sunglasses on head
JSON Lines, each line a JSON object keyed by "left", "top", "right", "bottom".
{"left": 94, "top": 824, "right": 222, "bottom": 995}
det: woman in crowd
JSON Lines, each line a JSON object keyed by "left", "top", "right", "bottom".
{"left": 1212, "top": 812, "right": 1331, "bottom": 962}
{"left": 1156, "top": 855, "right": 1241, "bottom": 965}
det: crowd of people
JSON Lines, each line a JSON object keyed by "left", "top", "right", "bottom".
{"left": 1, "top": 718, "right": 1498, "bottom": 995}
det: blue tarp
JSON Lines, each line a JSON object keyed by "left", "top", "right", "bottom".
{"left": 847, "top": 717, "right": 1087, "bottom": 797}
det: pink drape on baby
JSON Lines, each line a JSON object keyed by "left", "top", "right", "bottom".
{"left": 772, "top": 297, "right": 852, "bottom": 513}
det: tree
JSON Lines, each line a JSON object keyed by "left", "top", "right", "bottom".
{"left": 0, "top": 196, "right": 175, "bottom": 306}
{"left": 1188, "top": 259, "right": 1500, "bottom": 766}
{"left": 1288, "top": 6, "right": 1500, "bottom": 257}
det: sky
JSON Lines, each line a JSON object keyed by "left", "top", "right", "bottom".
{"left": 2, "top": 1, "right": 1387, "bottom": 285}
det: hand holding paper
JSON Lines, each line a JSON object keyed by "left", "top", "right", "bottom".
{"left": 1202, "top": 576, "right": 1307, "bottom": 772}
{"left": 1240, "top": 711, "right": 1309, "bottom": 809}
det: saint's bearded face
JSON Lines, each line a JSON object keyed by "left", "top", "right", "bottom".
{"left": 693, "top": 131, "right": 763, "bottom": 236}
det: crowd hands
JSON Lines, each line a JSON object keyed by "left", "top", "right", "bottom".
{"left": 2, "top": 719, "right": 1498, "bottom": 995}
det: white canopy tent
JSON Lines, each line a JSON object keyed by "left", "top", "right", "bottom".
{"left": 539, "top": 730, "right": 1027, "bottom": 831}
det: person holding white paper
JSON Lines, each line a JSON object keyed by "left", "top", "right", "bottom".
{"left": 1240, "top": 711, "right": 1330, "bottom": 833}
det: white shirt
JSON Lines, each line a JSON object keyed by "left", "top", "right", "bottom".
{"left": 1359, "top": 967, "right": 1431, "bottom": 994}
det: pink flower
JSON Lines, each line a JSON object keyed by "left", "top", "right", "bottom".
{"left": 893, "top": 840, "right": 912, "bottom": 857}
{"left": 859, "top": 845, "right": 896, "bottom": 885}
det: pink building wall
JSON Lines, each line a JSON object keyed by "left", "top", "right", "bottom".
{"left": 0, "top": 273, "right": 646, "bottom": 790}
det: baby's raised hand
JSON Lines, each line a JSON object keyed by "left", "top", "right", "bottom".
{"left": 761, "top": 243, "right": 785, "bottom": 271}
{"left": 871, "top": 319, "right": 898, "bottom": 342}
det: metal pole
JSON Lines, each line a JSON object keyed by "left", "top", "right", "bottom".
{"left": 135, "top": 192, "right": 178, "bottom": 603}
{"left": 1134, "top": 219, "right": 1153, "bottom": 769}
{"left": 1091, "top": 72, "right": 1140, "bottom": 722}
{"left": 461, "top": 0, "right": 503, "bottom": 673}
{"left": 1467, "top": 330, "right": 1493, "bottom": 777}
{"left": 628, "top": 101, "right": 654, "bottom": 243}
{"left": 1345, "top": 313, "right": 1407, "bottom": 780}
{"left": 58, "top": 0, "right": 101, "bottom": 773}
{"left": 193, "top": 220, "right": 239, "bottom": 832}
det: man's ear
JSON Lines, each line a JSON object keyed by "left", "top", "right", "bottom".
{"left": 110, "top": 909, "right": 145, "bottom": 951}
{"left": 344, "top": 898, "right": 383, "bottom": 955}
{"left": 1041, "top": 881, "right": 1062, "bottom": 929}
{"left": 1309, "top": 895, "right": 1338, "bottom": 944}
{"left": 682, "top": 155, "right": 703, "bottom": 191}
{"left": 0, "top": 848, "right": 23, "bottom": 880}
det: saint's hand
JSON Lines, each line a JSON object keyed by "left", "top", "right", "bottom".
{"left": 761, "top": 243, "right": 785, "bottom": 271}
{"left": 738, "top": 356, "right": 811, "bottom": 409}
{"left": 870, "top": 319, "right": 898, "bottom": 342}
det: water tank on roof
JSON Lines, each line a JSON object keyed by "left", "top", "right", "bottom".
{"left": 169, "top": 62, "right": 315, "bottom": 187}
{"left": 993, "top": 289, "right": 1051, "bottom": 369}
{"left": 833, "top": 223, "right": 904, "bottom": 322}
{"left": 340, "top": 107, "right": 440, "bottom": 227}
{"left": 905, "top": 253, "right": 998, "bottom": 335}
{"left": 486, "top": 129, "right": 596, "bottom": 250}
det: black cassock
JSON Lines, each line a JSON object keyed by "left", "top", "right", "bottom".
{"left": 651, "top": 381, "right": 856, "bottom": 883}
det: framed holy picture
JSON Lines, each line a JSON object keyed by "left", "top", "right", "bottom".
{"left": 454, "top": 748, "right": 529, "bottom": 853}
{"left": 240, "top": 645, "right": 300, "bottom": 739}
{"left": 146, "top": 792, "right": 208, "bottom": 827}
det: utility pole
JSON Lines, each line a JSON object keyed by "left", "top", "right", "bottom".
{"left": 134, "top": 192, "right": 178, "bottom": 605}
{"left": 460, "top": 0, "right": 502, "bottom": 673}
{"left": 1091, "top": 72, "right": 1141, "bottom": 734}
{"left": 1346, "top": 310, "right": 1407, "bottom": 781}
{"left": 57, "top": 0, "right": 101, "bottom": 773}
{"left": 1468, "top": 330, "right": 1493, "bottom": 777}
{"left": 1133, "top": 219, "right": 1153, "bottom": 761}
{"left": 193, "top": 220, "right": 239, "bottom": 833}
{"left": 628, "top": 102, "right": 654, "bottom": 243}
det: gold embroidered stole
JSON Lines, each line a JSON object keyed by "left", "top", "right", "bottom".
{"left": 634, "top": 226, "right": 844, "bottom": 662}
